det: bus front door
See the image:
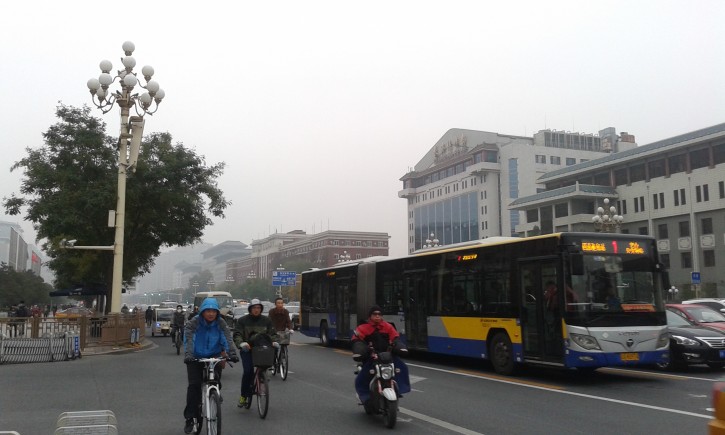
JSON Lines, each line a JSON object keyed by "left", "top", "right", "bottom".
{"left": 520, "top": 260, "right": 563, "bottom": 363}
{"left": 336, "top": 279, "right": 352, "bottom": 340}
{"left": 404, "top": 271, "right": 428, "bottom": 350}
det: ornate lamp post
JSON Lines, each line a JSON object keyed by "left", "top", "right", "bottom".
{"left": 423, "top": 233, "right": 440, "bottom": 249}
{"left": 338, "top": 250, "right": 351, "bottom": 263}
{"left": 86, "top": 41, "right": 165, "bottom": 313}
{"left": 591, "top": 198, "right": 624, "bottom": 233}
{"left": 192, "top": 281, "right": 199, "bottom": 296}
{"left": 668, "top": 286, "right": 679, "bottom": 302}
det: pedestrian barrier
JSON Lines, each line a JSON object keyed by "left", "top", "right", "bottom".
{"left": 55, "top": 410, "right": 117, "bottom": 435}
{"left": 0, "top": 332, "right": 81, "bottom": 364}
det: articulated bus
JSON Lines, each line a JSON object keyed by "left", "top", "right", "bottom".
{"left": 299, "top": 232, "right": 669, "bottom": 374}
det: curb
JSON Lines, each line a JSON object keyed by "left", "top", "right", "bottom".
{"left": 83, "top": 338, "right": 155, "bottom": 356}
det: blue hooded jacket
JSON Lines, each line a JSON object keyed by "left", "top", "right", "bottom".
{"left": 183, "top": 297, "right": 235, "bottom": 359}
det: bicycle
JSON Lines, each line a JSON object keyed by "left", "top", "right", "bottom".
{"left": 271, "top": 330, "right": 290, "bottom": 380}
{"left": 242, "top": 343, "right": 275, "bottom": 419}
{"left": 175, "top": 328, "right": 184, "bottom": 355}
{"left": 191, "top": 357, "right": 230, "bottom": 434}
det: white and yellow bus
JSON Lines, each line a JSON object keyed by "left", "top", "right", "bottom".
{"left": 299, "top": 232, "right": 670, "bottom": 375}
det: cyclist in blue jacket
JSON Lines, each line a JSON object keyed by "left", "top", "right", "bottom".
{"left": 182, "top": 297, "right": 239, "bottom": 434}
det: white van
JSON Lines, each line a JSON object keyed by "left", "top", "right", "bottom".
{"left": 193, "top": 292, "right": 234, "bottom": 319}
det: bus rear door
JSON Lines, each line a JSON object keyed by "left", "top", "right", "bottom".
{"left": 403, "top": 270, "right": 428, "bottom": 350}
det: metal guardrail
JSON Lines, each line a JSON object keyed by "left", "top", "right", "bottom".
{"left": 55, "top": 410, "right": 118, "bottom": 435}
{"left": 0, "top": 313, "right": 144, "bottom": 350}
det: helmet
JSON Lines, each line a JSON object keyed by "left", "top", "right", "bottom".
{"left": 248, "top": 298, "right": 264, "bottom": 313}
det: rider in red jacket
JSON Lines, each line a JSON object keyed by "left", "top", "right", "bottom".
{"left": 351, "top": 305, "right": 410, "bottom": 404}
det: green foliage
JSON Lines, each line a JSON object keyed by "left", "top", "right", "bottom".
{"left": 3, "top": 104, "right": 229, "bottom": 298}
{"left": 0, "top": 263, "right": 52, "bottom": 310}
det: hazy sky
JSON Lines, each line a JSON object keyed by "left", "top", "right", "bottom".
{"left": 2, "top": 1, "right": 724, "bottom": 258}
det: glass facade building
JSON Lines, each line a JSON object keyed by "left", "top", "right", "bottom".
{"left": 413, "top": 192, "right": 479, "bottom": 249}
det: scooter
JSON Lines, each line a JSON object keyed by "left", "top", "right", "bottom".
{"left": 355, "top": 345, "right": 400, "bottom": 429}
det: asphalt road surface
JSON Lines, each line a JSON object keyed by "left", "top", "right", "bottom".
{"left": 0, "top": 332, "right": 720, "bottom": 434}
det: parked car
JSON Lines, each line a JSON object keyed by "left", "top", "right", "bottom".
{"left": 55, "top": 307, "right": 95, "bottom": 319}
{"left": 658, "top": 309, "right": 725, "bottom": 370}
{"left": 666, "top": 304, "right": 725, "bottom": 332}
{"left": 683, "top": 299, "right": 725, "bottom": 314}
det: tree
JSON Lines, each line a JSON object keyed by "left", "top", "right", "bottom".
{"left": 3, "top": 105, "right": 228, "bottom": 310}
{"left": 0, "top": 263, "right": 52, "bottom": 310}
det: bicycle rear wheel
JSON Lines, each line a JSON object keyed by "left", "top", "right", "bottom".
{"left": 256, "top": 368, "right": 269, "bottom": 419}
{"left": 207, "top": 390, "right": 221, "bottom": 435}
{"left": 280, "top": 345, "right": 288, "bottom": 380}
{"left": 176, "top": 333, "right": 182, "bottom": 355}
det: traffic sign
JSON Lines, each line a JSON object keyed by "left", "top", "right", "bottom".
{"left": 691, "top": 271, "right": 701, "bottom": 284}
{"left": 272, "top": 271, "right": 297, "bottom": 286}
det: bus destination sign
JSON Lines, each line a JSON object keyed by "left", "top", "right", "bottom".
{"left": 581, "top": 240, "right": 646, "bottom": 255}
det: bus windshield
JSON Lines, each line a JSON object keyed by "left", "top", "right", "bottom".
{"left": 567, "top": 253, "right": 665, "bottom": 316}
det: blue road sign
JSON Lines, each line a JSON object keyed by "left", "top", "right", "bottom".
{"left": 691, "top": 271, "right": 701, "bottom": 284}
{"left": 272, "top": 271, "right": 297, "bottom": 286}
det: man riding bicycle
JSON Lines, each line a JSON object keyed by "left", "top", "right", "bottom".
{"left": 171, "top": 304, "right": 186, "bottom": 346}
{"left": 182, "top": 297, "right": 239, "bottom": 434}
{"left": 268, "top": 297, "right": 293, "bottom": 374}
{"left": 233, "top": 298, "right": 278, "bottom": 408}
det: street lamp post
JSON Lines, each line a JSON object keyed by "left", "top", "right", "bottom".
{"left": 338, "top": 250, "right": 351, "bottom": 263}
{"left": 192, "top": 281, "right": 199, "bottom": 296}
{"left": 591, "top": 198, "right": 624, "bottom": 233}
{"left": 86, "top": 41, "right": 165, "bottom": 313}
{"left": 668, "top": 286, "right": 679, "bottom": 302}
{"left": 207, "top": 279, "right": 215, "bottom": 291}
{"left": 276, "top": 264, "right": 285, "bottom": 297}
{"left": 423, "top": 233, "right": 440, "bottom": 249}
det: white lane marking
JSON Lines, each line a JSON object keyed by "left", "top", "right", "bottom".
{"left": 400, "top": 407, "right": 484, "bottom": 435}
{"left": 409, "top": 374, "right": 427, "bottom": 385}
{"left": 406, "top": 363, "right": 712, "bottom": 420}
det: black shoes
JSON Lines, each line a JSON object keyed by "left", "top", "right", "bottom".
{"left": 184, "top": 418, "right": 194, "bottom": 434}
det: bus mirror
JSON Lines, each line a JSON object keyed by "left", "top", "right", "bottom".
{"left": 571, "top": 254, "right": 584, "bottom": 276}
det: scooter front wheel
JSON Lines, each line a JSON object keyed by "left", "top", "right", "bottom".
{"left": 382, "top": 398, "right": 397, "bottom": 429}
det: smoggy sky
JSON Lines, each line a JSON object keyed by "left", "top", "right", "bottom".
{"left": 2, "top": 1, "right": 724, "bottom": 258}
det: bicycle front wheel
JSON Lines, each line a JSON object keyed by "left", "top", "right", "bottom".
{"left": 207, "top": 389, "right": 221, "bottom": 435}
{"left": 256, "top": 369, "right": 269, "bottom": 419}
{"left": 280, "top": 346, "right": 289, "bottom": 381}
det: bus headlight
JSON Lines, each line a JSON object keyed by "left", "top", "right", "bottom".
{"left": 657, "top": 333, "right": 670, "bottom": 348}
{"left": 569, "top": 333, "right": 602, "bottom": 350}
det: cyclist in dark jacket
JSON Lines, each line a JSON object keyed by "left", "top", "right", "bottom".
{"left": 233, "top": 298, "right": 278, "bottom": 408}
{"left": 171, "top": 304, "right": 186, "bottom": 345}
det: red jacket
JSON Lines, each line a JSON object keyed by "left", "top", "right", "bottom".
{"left": 352, "top": 320, "right": 399, "bottom": 344}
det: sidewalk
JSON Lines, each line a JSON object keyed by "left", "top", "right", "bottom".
{"left": 82, "top": 337, "right": 155, "bottom": 356}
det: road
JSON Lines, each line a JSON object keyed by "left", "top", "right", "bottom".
{"left": 0, "top": 331, "right": 720, "bottom": 434}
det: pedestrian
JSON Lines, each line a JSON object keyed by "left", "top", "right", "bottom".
{"left": 145, "top": 306, "right": 153, "bottom": 326}
{"left": 14, "top": 301, "right": 30, "bottom": 336}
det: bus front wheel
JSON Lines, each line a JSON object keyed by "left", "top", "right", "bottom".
{"left": 490, "top": 332, "right": 516, "bottom": 375}
{"left": 320, "top": 322, "right": 330, "bottom": 347}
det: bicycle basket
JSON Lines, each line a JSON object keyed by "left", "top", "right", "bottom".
{"left": 277, "top": 331, "right": 291, "bottom": 345}
{"left": 252, "top": 345, "right": 275, "bottom": 367}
